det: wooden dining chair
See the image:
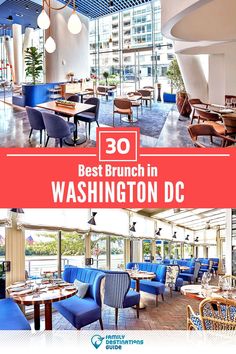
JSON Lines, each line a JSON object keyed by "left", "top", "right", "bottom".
{"left": 187, "top": 298, "right": 236, "bottom": 330}
{"left": 188, "top": 124, "right": 236, "bottom": 147}
{"left": 222, "top": 115, "right": 236, "bottom": 137}
{"left": 138, "top": 89, "right": 152, "bottom": 108}
{"left": 189, "top": 99, "right": 209, "bottom": 124}
{"left": 113, "top": 98, "right": 133, "bottom": 126}
{"left": 127, "top": 91, "right": 142, "bottom": 118}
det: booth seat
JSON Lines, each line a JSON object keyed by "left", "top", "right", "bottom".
{"left": 0, "top": 298, "right": 31, "bottom": 330}
{"left": 53, "top": 267, "right": 105, "bottom": 330}
{"left": 178, "top": 260, "right": 196, "bottom": 283}
{"left": 210, "top": 258, "right": 219, "bottom": 273}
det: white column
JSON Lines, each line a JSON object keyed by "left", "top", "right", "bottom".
{"left": 5, "top": 215, "right": 25, "bottom": 288}
{"left": 225, "top": 209, "right": 232, "bottom": 275}
{"left": 45, "top": 0, "right": 90, "bottom": 83}
{"left": 4, "top": 36, "right": 15, "bottom": 82}
{"left": 132, "top": 240, "right": 142, "bottom": 263}
{"left": 12, "top": 24, "right": 23, "bottom": 84}
{"left": 176, "top": 53, "right": 209, "bottom": 101}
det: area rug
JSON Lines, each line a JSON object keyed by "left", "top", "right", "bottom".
{"left": 98, "top": 100, "right": 174, "bottom": 138}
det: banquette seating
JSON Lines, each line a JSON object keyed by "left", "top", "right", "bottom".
{"left": 0, "top": 298, "right": 31, "bottom": 330}
{"left": 126, "top": 262, "right": 183, "bottom": 306}
{"left": 177, "top": 260, "right": 200, "bottom": 284}
{"left": 53, "top": 266, "right": 105, "bottom": 330}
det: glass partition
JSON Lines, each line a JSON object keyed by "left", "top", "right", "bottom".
{"left": 110, "top": 237, "right": 125, "bottom": 270}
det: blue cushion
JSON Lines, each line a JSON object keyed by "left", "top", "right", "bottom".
{"left": 74, "top": 279, "right": 89, "bottom": 299}
{"left": 0, "top": 298, "right": 31, "bottom": 330}
{"left": 139, "top": 280, "right": 165, "bottom": 295}
{"left": 53, "top": 296, "right": 101, "bottom": 329}
{"left": 179, "top": 272, "right": 194, "bottom": 282}
{"left": 123, "top": 290, "right": 140, "bottom": 308}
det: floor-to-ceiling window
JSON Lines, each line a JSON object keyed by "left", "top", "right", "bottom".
{"left": 89, "top": 0, "right": 174, "bottom": 94}
{"left": 110, "top": 237, "right": 125, "bottom": 270}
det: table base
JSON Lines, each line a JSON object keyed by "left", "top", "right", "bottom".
{"left": 133, "top": 300, "right": 146, "bottom": 310}
{"left": 121, "top": 117, "right": 138, "bottom": 123}
{"left": 64, "top": 134, "right": 87, "bottom": 146}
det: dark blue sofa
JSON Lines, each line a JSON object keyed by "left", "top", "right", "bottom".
{"left": 0, "top": 298, "right": 31, "bottom": 330}
{"left": 126, "top": 262, "right": 167, "bottom": 306}
{"left": 53, "top": 267, "right": 105, "bottom": 330}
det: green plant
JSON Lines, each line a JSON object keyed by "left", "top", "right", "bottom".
{"left": 166, "top": 58, "right": 185, "bottom": 93}
{"left": 25, "top": 47, "right": 43, "bottom": 85}
{"left": 103, "top": 71, "right": 109, "bottom": 86}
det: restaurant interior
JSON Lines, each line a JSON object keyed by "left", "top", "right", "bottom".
{"left": 0, "top": 0, "right": 236, "bottom": 148}
{"left": 0, "top": 208, "right": 235, "bottom": 331}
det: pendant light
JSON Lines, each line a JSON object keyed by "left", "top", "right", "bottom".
{"left": 68, "top": 0, "right": 82, "bottom": 34}
{"left": 45, "top": 36, "right": 56, "bottom": 53}
{"left": 45, "top": 2, "right": 56, "bottom": 54}
{"left": 37, "top": 1, "right": 50, "bottom": 30}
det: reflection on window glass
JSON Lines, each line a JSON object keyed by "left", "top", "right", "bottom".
{"left": 110, "top": 237, "right": 124, "bottom": 270}
{"left": 61, "top": 232, "right": 85, "bottom": 268}
{"left": 143, "top": 240, "right": 151, "bottom": 262}
{"left": 91, "top": 235, "right": 107, "bottom": 270}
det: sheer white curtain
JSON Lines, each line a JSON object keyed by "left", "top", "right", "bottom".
{"left": 91, "top": 209, "right": 130, "bottom": 237}
{"left": 131, "top": 213, "right": 155, "bottom": 239}
{"left": 0, "top": 209, "right": 10, "bottom": 225}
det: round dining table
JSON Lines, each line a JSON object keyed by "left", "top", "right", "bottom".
{"left": 8, "top": 282, "right": 77, "bottom": 330}
{"left": 181, "top": 284, "right": 236, "bottom": 303}
{"left": 126, "top": 270, "right": 155, "bottom": 309}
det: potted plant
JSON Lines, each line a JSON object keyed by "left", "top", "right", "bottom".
{"left": 24, "top": 47, "right": 43, "bottom": 85}
{"left": 166, "top": 58, "right": 191, "bottom": 117}
{"left": 103, "top": 71, "right": 109, "bottom": 86}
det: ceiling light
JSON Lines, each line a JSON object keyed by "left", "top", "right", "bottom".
{"left": 194, "top": 237, "right": 199, "bottom": 242}
{"left": 88, "top": 212, "right": 97, "bottom": 226}
{"left": 129, "top": 222, "right": 136, "bottom": 232}
{"left": 155, "top": 228, "right": 162, "bottom": 236}
{"left": 109, "top": 0, "right": 115, "bottom": 9}
{"left": 185, "top": 234, "right": 189, "bottom": 241}
{"left": 10, "top": 208, "right": 24, "bottom": 214}
{"left": 6, "top": 16, "right": 13, "bottom": 21}
{"left": 68, "top": 10, "right": 82, "bottom": 34}
{"left": 15, "top": 13, "right": 23, "bottom": 17}
{"left": 172, "top": 231, "right": 177, "bottom": 239}
{"left": 37, "top": 9, "right": 50, "bottom": 30}
{"left": 45, "top": 36, "right": 56, "bottom": 53}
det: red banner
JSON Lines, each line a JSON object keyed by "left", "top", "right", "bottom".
{"left": 0, "top": 127, "right": 235, "bottom": 208}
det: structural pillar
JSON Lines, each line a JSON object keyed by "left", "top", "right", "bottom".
{"left": 5, "top": 213, "right": 25, "bottom": 288}
{"left": 4, "top": 36, "right": 15, "bottom": 82}
{"left": 12, "top": 24, "right": 23, "bottom": 84}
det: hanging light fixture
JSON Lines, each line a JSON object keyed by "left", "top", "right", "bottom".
{"left": 88, "top": 212, "right": 97, "bottom": 226}
{"left": 172, "top": 231, "right": 177, "bottom": 239}
{"left": 37, "top": 4, "right": 50, "bottom": 30}
{"left": 44, "top": 1, "right": 56, "bottom": 54}
{"left": 129, "top": 222, "right": 136, "bottom": 232}
{"left": 10, "top": 208, "right": 24, "bottom": 214}
{"left": 68, "top": 0, "right": 82, "bottom": 34}
{"left": 185, "top": 234, "right": 190, "bottom": 241}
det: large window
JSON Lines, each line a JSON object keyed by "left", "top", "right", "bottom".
{"left": 89, "top": 0, "right": 174, "bottom": 94}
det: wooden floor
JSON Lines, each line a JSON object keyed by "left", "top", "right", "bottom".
{"left": 30, "top": 290, "right": 200, "bottom": 331}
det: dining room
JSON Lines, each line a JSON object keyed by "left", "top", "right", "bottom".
{"left": 0, "top": 207, "right": 235, "bottom": 331}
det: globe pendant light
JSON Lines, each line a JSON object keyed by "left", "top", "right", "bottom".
{"left": 45, "top": 36, "right": 56, "bottom": 53}
{"left": 68, "top": 10, "right": 82, "bottom": 34}
{"left": 37, "top": 9, "right": 50, "bottom": 30}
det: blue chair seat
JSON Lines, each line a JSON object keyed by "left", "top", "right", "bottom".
{"left": 53, "top": 296, "right": 101, "bottom": 329}
{"left": 179, "top": 272, "right": 194, "bottom": 282}
{"left": 0, "top": 299, "right": 31, "bottom": 330}
{"left": 75, "top": 112, "right": 96, "bottom": 122}
{"left": 139, "top": 280, "right": 165, "bottom": 295}
{"left": 123, "top": 290, "right": 140, "bottom": 308}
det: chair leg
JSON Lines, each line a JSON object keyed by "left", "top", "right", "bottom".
{"left": 45, "top": 136, "right": 50, "bottom": 147}
{"left": 99, "top": 317, "right": 104, "bottom": 330}
{"left": 161, "top": 294, "right": 164, "bottom": 301}
{"left": 60, "top": 138, "right": 63, "bottom": 148}
{"left": 156, "top": 295, "right": 158, "bottom": 307}
{"left": 29, "top": 128, "right": 33, "bottom": 140}
{"left": 170, "top": 287, "right": 173, "bottom": 298}
{"left": 96, "top": 120, "right": 99, "bottom": 127}
{"left": 136, "top": 304, "right": 139, "bottom": 319}
{"left": 113, "top": 112, "right": 115, "bottom": 127}
{"left": 40, "top": 130, "right": 43, "bottom": 146}
{"left": 88, "top": 123, "right": 91, "bottom": 140}
{"left": 115, "top": 308, "right": 118, "bottom": 328}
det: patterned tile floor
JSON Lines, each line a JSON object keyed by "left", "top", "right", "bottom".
{"left": 29, "top": 290, "right": 199, "bottom": 331}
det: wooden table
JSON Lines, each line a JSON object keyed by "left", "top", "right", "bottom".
{"left": 181, "top": 284, "right": 236, "bottom": 302}
{"left": 127, "top": 270, "right": 155, "bottom": 309}
{"left": 193, "top": 103, "right": 236, "bottom": 116}
{"left": 8, "top": 282, "right": 77, "bottom": 330}
{"left": 179, "top": 266, "right": 190, "bottom": 272}
{"left": 37, "top": 101, "right": 95, "bottom": 146}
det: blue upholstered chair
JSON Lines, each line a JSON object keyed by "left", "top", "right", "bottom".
{"left": 210, "top": 258, "right": 219, "bottom": 274}
{"left": 42, "top": 112, "right": 75, "bottom": 147}
{"left": 26, "top": 106, "right": 45, "bottom": 146}
{"left": 103, "top": 271, "right": 140, "bottom": 328}
{"left": 126, "top": 262, "right": 166, "bottom": 306}
{"left": 53, "top": 267, "right": 105, "bottom": 330}
{"left": 179, "top": 261, "right": 201, "bottom": 284}
{"left": 0, "top": 298, "right": 31, "bottom": 330}
{"left": 75, "top": 97, "right": 100, "bottom": 139}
